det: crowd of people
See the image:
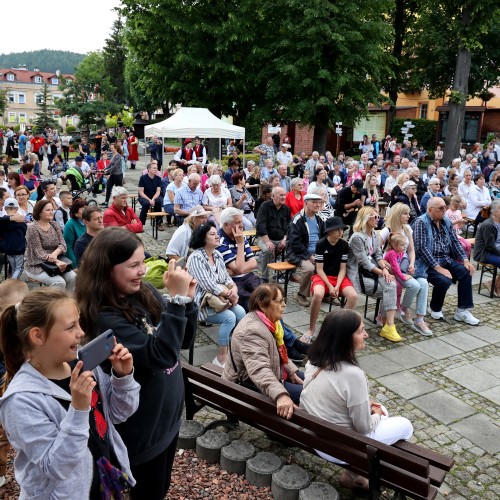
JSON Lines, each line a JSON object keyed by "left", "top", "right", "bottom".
{"left": 0, "top": 129, "right": 500, "bottom": 497}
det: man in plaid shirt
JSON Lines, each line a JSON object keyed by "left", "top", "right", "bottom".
{"left": 413, "top": 197, "right": 480, "bottom": 325}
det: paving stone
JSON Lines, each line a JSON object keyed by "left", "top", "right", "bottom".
{"left": 443, "top": 365, "right": 499, "bottom": 392}
{"left": 410, "top": 390, "right": 476, "bottom": 424}
{"left": 465, "top": 326, "right": 499, "bottom": 344}
{"left": 283, "top": 310, "right": 311, "bottom": 327}
{"left": 479, "top": 385, "right": 500, "bottom": 406}
{"left": 440, "top": 332, "right": 488, "bottom": 351}
{"left": 411, "top": 338, "right": 463, "bottom": 359}
{"left": 378, "top": 371, "right": 437, "bottom": 399}
{"left": 358, "top": 353, "right": 404, "bottom": 377}
{"left": 471, "top": 356, "right": 500, "bottom": 376}
{"left": 450, "top": 414, "right": 500, "bottom": 455}
{"left": 180, "top": 344, "right": 217, "bottom": 365}
{"left": 380, "top": 345, "right": 434, "bottom": 368}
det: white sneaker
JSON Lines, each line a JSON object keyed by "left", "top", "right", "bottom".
{"left": 0, "top": 476, "right": 5, "bottom": 488}
{"left": 454, "top": 309, "right": 480, "bottom": 326}
{"left": 428, "top": 307, "right": 444, "bottom": 320}
{"left": 212, "top": 356, "right": 226, "bottom": 369}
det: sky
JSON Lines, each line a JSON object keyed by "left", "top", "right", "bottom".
{"left": 1, "top": 0, "right": 122, "bottom": 55}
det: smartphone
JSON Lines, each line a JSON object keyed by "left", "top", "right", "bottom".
{"left": 78, "top": 329, "right": 114, "bottom": 372}
{"left": 175, "top": 256, "right": 186, "bottom": 268}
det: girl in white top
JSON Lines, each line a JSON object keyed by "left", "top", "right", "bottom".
{"left": 300, "top": 309, "right": 413, "bottom": 490}
{"left": 466, "top": 174, "right": 491, "bottom": 221}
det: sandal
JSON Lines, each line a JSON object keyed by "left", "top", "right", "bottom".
{"left": 339, "top": 470, "right": 369, "bottom": 491}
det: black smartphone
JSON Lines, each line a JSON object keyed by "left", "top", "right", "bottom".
{"left": 78, "top": 329, "right": 114, "bottom": 372}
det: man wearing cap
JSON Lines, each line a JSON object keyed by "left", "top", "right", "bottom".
{"left": 253, "top": 136, "right": 275, "bottom": 168}
{"left": 256, "top": 187, "right": 291, "bottom": 281}
{"left": 334, "top": 179, "right": 364, "bottom": 229}
{"left": 174, "top": 138, "right": 198, "bottom": 173}
{"left": 276, "top": 145, "right": 293, "bottom": 170}
{"left": 394, "top": 181, "right": 420, "bottom": 223}
{"left": 166, "top": 205, "right": 209, "bottom": 261}
{"left": 1, "top": 197, "right": 27, "bottom": 279}
{"left": 303, "top": 216, "right": 358, "bottom": 340}
{"left": 286, "top": 193, "right": 325, "bottom": 307}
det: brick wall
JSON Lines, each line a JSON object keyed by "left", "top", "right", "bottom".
{"left": 482, "top": 110, "right": 500, "bottom": 137}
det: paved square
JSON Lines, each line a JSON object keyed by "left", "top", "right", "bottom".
{"left": 380, "top": 345, "right": 434, "bottom": 369}
{"left": 358, "top": 353, "right": 404, "bottom": 377}
{"left": 471, "top": 356, "right": 500, "bottom": 376}
{"left": 479, "top": 385, "right": 500, "bottom": 406}
{"left": 465, "top": 325, "right": 499, "bottom": 344}
{"left": 439, "top": 331, "right": 488, "bottom": 351}
{"left": 378, "top": 372, "right": 437, "bottom": 399}
{"left": 450, "top": 414, "right": 500, "bottom": 455}
{"left": 410, "top": 390, "right": 476, "bottom": 425}
{"left": 411, "top": 338, "right": 463, "bottom": 360}
{"left": 443, "top": 365, "right": 499, "bottom": 392}
{"left": 283, "top": 310, "right": 311, "bottom": 327}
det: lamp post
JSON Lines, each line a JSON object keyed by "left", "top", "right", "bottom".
{"left": 335, "top": 122, "right": 342, "bottom": 156}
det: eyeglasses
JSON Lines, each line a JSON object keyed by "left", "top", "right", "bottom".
{"left": 369, "top": 215, "right": 380, "bottom": 220}
{"left": 274, "top": 298, "right": 286, "bottom": 305}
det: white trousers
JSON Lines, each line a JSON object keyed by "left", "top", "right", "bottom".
{"left": 316, "top": 405, "right": 414, "bottom": 464}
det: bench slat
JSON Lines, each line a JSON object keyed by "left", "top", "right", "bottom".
{"left": 393, "top": 441, "right": 454, "bottom": 471}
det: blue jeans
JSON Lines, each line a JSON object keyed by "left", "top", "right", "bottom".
{"left": 484, "top": 251, "right": 500, "bottom": 268}
{"left": 398, "top": 276, "right": 429, "bottom": 316}
{"left": 138, "top": 197, "right": 162, "bottom": 225}
{"left": 206, "top": 305, "right": 246, "bottom": 346}
{"left": 7, "top": 254, "right": 24, "bottom": 279}
{"left": 426, "top": 260, "right": 473, "bottom": 312}
{"left": 284, "top": 370, "right": 304, "bottom": 404}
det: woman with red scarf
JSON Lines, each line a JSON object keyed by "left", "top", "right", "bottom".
{"left": 222, "top": 283, "right": 304, "bottom": 420}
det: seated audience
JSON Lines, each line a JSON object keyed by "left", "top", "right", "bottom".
{"left": 63, "top": 198, "right": 87, "bottom": 267}
{"left": 285, "top": 177, "right": 305, "bottom": 217}
{"left": 54, "top": 191, "right": 73, "bottom": 230}
{"left": 103, "top": 186, "right": 143, "bottom": 233}
{"left": 420, "top": 177, "right": 443, "bottom": 214}
{"left": 229, "top": 172, "right": 255, "bottom": 229}
{"left": 138, "top": 161, "right": 163, "bottom": 228}
{"left": 74, "top": 206, "right": 104, "bottom": 265}
{"left": 466, "top": 174, "right": 491, "bottom": 225}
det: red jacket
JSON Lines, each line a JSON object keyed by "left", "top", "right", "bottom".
{"left": 103, "top": 204, "right": 143, "bottom": 233}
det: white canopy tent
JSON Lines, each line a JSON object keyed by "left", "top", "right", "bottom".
{"left": 144, "top": 107, "right": 245, "bottom": 166}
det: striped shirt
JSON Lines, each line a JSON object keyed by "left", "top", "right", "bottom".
{"left": 217, "top": 230, "right": 255, "bottom": 278}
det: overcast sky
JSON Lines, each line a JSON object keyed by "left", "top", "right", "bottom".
{"left": 2, "top": 0, "right": 122, "bottom": 55}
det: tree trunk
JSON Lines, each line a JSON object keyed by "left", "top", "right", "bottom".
{"left": 312, "top": 108, "right": 329, "bottom": 153}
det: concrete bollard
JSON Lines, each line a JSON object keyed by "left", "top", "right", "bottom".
{"left": 220, "top": 440, "right": 255, "bottom": 475}
{"left": 299, "top": 482, "right": 339, "bottom": 500}
{"left": 195, "top": 429, "right": 230, "bottom": 464}
{"left": 177, "top": 420, "right": 205, "bottom": 450}
{"left": 245, "top": 451, "right": 282, "bottom": 487}
{"left": 272, "top": 464, "right": 311, "bottom": 500}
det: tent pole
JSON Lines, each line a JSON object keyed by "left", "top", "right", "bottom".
{"left": 242, "top": 137, "right": 246, "bottom": 170}
{"left": 219, "top": 139, "right": 221, "bottom": 165}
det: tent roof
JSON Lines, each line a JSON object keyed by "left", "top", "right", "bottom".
{"left": 145, "top": 107, "right": 245, "bottom": 139}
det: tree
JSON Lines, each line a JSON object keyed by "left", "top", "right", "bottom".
{"left": 410, "top": 1, "right": 500, "bottom": 165}
{"left": 0, "top": 87, "right": 8, "bottom": 123}
{"left": 32, "top": 84, "right": 58, "bottom": 132}
{"left": 102, "top": 17, "right": 128, "bottom": 105}
{"left": 57, "top": 52, "right": 120, "bottom": 134}
{"left": 120, "top": 0, "right": 393, "bottom": 151}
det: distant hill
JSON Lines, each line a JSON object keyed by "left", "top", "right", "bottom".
{"left": 0, "top": 50, "right": 85, "bottom": 75}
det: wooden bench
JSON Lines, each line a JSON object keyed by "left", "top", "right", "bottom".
{"left": 183, "top": 362, "right": 454, "bottom": 500}
{"left": 146, "top": 211, "right": 167, "bottom": 239}
{"left": 128, "top": 193, "right": 139, "bottom": 212}
{"left": 250, "top": 245, "right": 261, "bottom": 254}
{"left": 266, "top": 261, "right": 297, "bottom": 299}
{"left": 242, "top": 228, "right": 256, "bottom": 245}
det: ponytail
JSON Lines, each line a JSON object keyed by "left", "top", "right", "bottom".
{"left": 0, "top": 305, "right": 25, "bottom": 393}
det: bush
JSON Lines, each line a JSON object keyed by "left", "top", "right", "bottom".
{"left": 66, "top": 125, "right": 77, "bottom": 134}
{"left": 389, "top": 118, "right": 437, "bottom": 151}
{"left": 220, "top": 153, "right": 260, "bottom": 168}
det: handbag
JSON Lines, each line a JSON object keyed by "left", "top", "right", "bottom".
{"left": 358, "top": 256, "right": 379, "bottom": 294}
{"left": 201, "top": 292, "right": 231, "bottom": 312}
{"left": 40, "top": 256, "right": 73, "bottom": 277}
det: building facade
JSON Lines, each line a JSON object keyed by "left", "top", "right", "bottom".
{"left": 0, "top": 66, "right": 77, "bottom": 129}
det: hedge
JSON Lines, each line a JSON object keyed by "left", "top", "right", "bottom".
{"left": 389, "top": 118, "right": 437, "bottom": 151}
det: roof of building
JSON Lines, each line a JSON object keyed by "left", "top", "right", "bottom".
{"left": 0, "top": 68, "right": 73, "bottom": 84}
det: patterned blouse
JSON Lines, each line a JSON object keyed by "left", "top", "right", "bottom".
{"left": 24, "top": 221, "right": 67, "bottom": 274}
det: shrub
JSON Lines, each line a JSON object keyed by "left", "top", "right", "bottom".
{"left": 66, "top": 125, "right": 77, "bottom": 134}
{"left": 389, "top": 118, "right": 437, "bottom": 151}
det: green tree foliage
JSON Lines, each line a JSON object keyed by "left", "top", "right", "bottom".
{"left": 32, "top": 85, "right": 58, "bottom": 132}
{"left": 102, "top": 18, "right": 128, "bottom": 104}
{"left": 410, "top": 0, "right": 500, "bottom": 165}
{"left": 0, "top": 87, "right": 8, "bottom": 119}
{"left": 57, "top": 52, "right": 120, "bottom": 133}
{"left": 120, "top": 0, "right": 393, "bottom": 152}
{"left": 0, "top": 50, "right": 84, "bottom": 74}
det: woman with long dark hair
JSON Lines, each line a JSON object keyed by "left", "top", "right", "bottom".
{"left": 300, "top": 309, "right": 413, "bottom": 491}
{"left": 76, "top": 227, "right": 198, "bottom": 499}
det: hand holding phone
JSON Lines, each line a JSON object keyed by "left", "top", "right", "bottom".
{"left": 78, "top": 329, "right": 114, "bottom": 372}
{"left": 107, "top": 340, "right": 133, "bottom": 377}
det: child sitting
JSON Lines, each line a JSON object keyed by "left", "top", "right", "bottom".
{"left": 445, "top": 195, "right": 471, "bottom": 259}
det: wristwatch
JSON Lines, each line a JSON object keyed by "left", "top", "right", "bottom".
{"left": 165, "top": 295, "right": 192, "bottom": 305}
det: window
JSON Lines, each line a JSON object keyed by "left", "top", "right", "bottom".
{"left": 8, "top": 93, "right": 14, "bottom": 103}
{"left": 18, "top": 113, "right": 27, "bottom": 123}
{"left": 419, "top": 103, "right": 428, "bottom": 119}
{"left": 34, "top": 76, "right": 42, "bottom": 83}
{"left": 6, "top": 73, "right": 14, "bottom": 81}
{"left": 35, "top": 93, "right": 44, "bottom": 105}
{"left": 7, "top": 92, "right": 26, "bottom": 104}
{"left": 8, "top": 112, "right": 16, "bottom": 123}
{"left": 51, "top": 77, "right": 59, "bottom": 85}
{"left": 18, "top": 93, "right": 26, "bottom": 104}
